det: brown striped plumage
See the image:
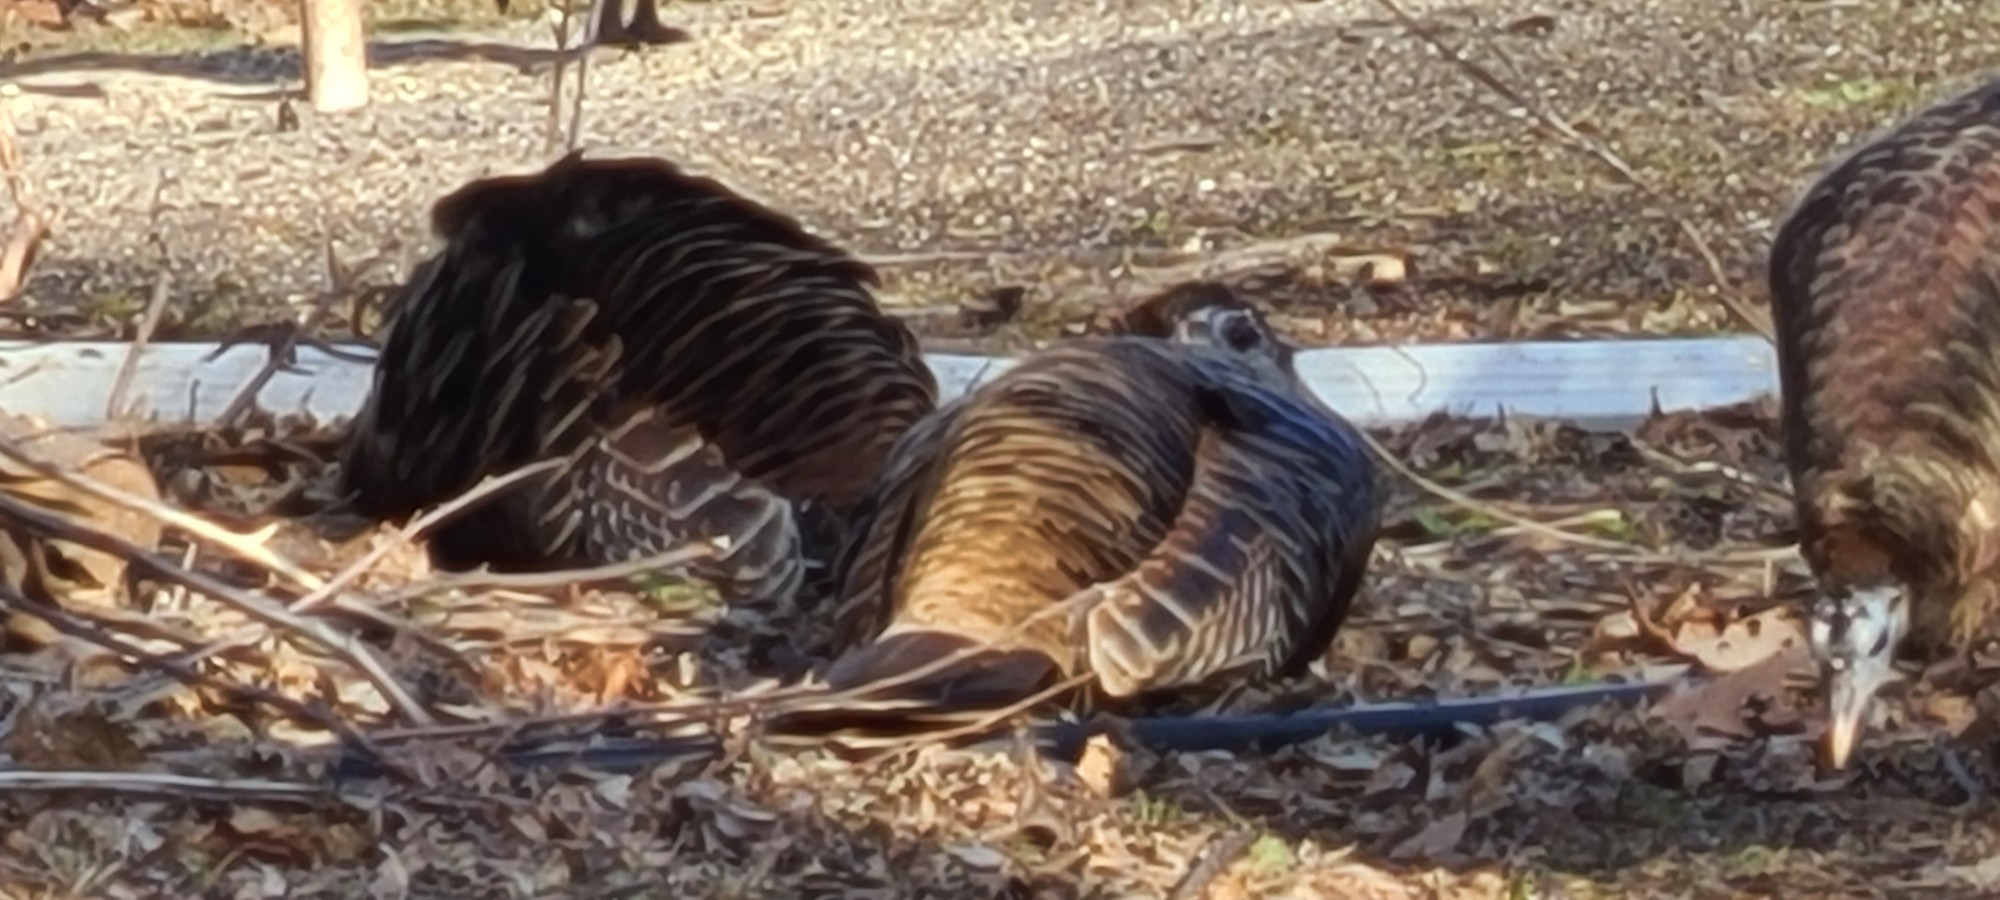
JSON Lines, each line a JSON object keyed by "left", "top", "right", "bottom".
{"left": 820, "top": 289, "right": 1381, "bottom": 711}
{"left": 338, "top": 151, "right": 939, "bottom": 605}
{"left": 1770, "top": 73, "right": 2000, "bottom": 768}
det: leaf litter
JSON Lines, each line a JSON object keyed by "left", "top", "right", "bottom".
{"left": 3, "top": 393, "right": 1999, "bottom": 899}
{"left": 4, "top": 0, "right": 2000, "bottom": 891}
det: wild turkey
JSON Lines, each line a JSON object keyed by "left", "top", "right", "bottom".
{"left": 818, "top": 285, "right": 1381, "bottom": 713}
{"left": 337, "top": 151, "right": 939, "bottom": 607}
{"left": 1770, "top": 73, "right": 2000, "bottom": 769}
{"left": 1093, "top": 281, "right": 1300, "bottom": 369}
{"left": 0, "top": 411, "right": 162, "bottom": 648}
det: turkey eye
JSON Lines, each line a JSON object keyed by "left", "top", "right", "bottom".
{"left": 1220, "top": 315, "right": 1261, "bottom": 351}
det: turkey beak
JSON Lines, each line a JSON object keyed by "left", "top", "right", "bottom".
{"left": 1823, "top": 663, "right": 1887, "bottom": 770}
{"left": 1810, "top": 585, "right": 1906, "bottom": 771}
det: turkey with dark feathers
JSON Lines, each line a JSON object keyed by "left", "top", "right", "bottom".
{"left": 1770, "top": 73, "right": 2000, "bottom": 769}
{"left": 338, "top": 151, "right": 939, "bottom": 607}
{"left": 815, "top": 283, "right": 1382, "bottom": 719}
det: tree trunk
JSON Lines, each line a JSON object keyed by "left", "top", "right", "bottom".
{"left": 299, "top": 0, "right": 369, "bottom": 114}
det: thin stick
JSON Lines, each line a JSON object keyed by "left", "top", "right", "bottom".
{"left": 545, "top": 0, "right": 580, "bottom": 152}
{"left": 0, "top": 86, "right": 32, "bottom": 210}
{"left": 1353, "top": 425, "right": 1657, "bottom": 556}
{"left": 564, "top": 0, "right": 602, "bottom": 151}
{"left": 0, "top": 580, "right": 397, "bottom": 774}
{"left": 0, "top": 89, "right": 47, "bottom": 308}
{"left": 104, "top": 184, "right": 178, "bottom": 420}
{"left": 1167, "top": 830, "right": 1258, "bottom": 900}
{"left": 213, "top": 235, "right": 363, "bottom": 429}
{"left": 156, "top": 460, "right": 576, "bottom": 669}
{"left": 387, "top": 542, "right": 715, "bottom": 602}
{"left": 151, "top": 458, "right": 568, "bottom": 684}
{"left": 0, "top": 433, "right": 328, "bottom": 592}
{"left": 0, "top": 491, "right": 435, "bottom": 727}
{"left": 0, "top": 769, "right": 337, "bottom": 804}
{"left": 802, "top": 672, "right": 1096, "bottom": 759}
{"left": 104, "top": 271, "right": 173, "bottom": 422}
{"left": 295, "top": 458, "right": 567, "bottom": 611}
{"left": 1368, "top": 0, "right": 1773, "bottom": 342}
{"left": 354, "top": 558, "right": 1139, "bottom": 752}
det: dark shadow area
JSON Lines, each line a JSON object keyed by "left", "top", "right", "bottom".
{"left": 6, "top": 35, "right": 637, "bottom": 87}
{"left": 5, "top": 0, "right": 695, "bottom": 89}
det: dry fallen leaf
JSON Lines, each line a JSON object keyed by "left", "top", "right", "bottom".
{"left": 370, "top": 846, "right": 411, "bottom": 900}
{"left": 1672, "top": 605, "right": 1808, "bottom": 672}
{"left": 944, "top": 843, "right": 1010, "bottom": 870}
{"left": 1075, "top": 734, "right": 1124, "bottom": 798}
{"left": 1388, "top": 810, "right": 1468, "bottom": 861}
{"left": 229, "top": 808, "right": 286, "bottom": 836}
{"left": 1650, "top": 645, "right": 1808, "bottom": 743}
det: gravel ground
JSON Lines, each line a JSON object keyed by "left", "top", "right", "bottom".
{"left": 0, "top": 0, "right": 1994, "bottom": 348}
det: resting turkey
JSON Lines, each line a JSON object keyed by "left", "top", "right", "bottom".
{"left": 820, "top": 284, "right": 1382, "bottom": 712}
{"left": 338, "top": 151, "right": 939, "bottom": 607}
{"left": 1768, "top": 74, "right": 2000, "bottom": 769}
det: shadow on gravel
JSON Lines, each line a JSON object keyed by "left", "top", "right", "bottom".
{"left": 4, "top": 33, "right": 687, "bottom": 93}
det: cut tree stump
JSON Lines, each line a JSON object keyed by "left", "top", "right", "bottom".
{"left": 299, "top": 0, "right": 369, "bottom": 113}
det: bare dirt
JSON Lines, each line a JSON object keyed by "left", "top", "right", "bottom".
{"left": 4, "top": 1, "right": 2000, "bottom": 898}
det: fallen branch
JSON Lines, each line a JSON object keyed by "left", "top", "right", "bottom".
{"left": 384, "top": 541, "right": 714, "bottom": 602}
{"left": 106, "top": 178, "right": 180, "bottom": 422}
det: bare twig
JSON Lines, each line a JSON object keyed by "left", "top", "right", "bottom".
{"left": 0, "top": 432, "right": 329, "bottom": 592}
{"left": 0, "top": 88, "right": 31, "bottom": 209}
{"left": 299, "top": 459, "right": 567, "bottom": 611}
{"left": 0, "top": 208, "right": 44, "bottom": 303}
{"left": 212, "top": 233, "right": 366, "bottom": 429}
{"left": 1167, "top": 830, "right": 1258, "bottom": 900}
{"left": 0, "top": 488, "right": 435, "bottom": 727}
{"left": 0, "top": 579, "right": 397, "bottom": 774}
{"left": 862, "top": 250, "right": 1000, "bottom": 267}
{"left": 565, "top": 14, "right": 593, "bottom": 152}
{"left": 159, "top": 460, "right": 572, "bottom": 681}
{"left": 355, "top": 590, "right": 1110, "bottom": 748}
{"left": 1368, "top": 0, "right": 1773, "bottom": 342}
{"left": 0, "top": 769, "right": 340, "bottom": 804}
{"left": 387, "top": 543, "right": 715, "bottom": 603}
{"left": 544, "top": 0, "right": 585, "bottom": 152}
{"left": 0, "top": 83, "right": 46, "bottom": 304}
{"left": 1353, "top": 424, "right": 1660, "bottom": 556}
{"left": 104, "top": 231, "right": 175, "bottom": 422}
